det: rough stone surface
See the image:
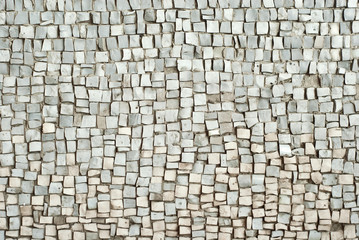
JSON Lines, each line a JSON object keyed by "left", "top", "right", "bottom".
{"left": 0, "top": 0, "right": 359, "bottom": 239}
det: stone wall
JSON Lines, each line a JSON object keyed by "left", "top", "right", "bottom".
{"left": 0, "top": 0, "right": 359, "bottom": 239}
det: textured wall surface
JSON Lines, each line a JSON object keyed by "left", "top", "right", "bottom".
{"left": 1, "top": 0, "right": 359, "bottom": 239}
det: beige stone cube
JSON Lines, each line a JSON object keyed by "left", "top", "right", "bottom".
{"left": 189, "top": 184, "right": 201, "bottom": 194}
{"left": 137, "top": 197, "right": 148, "bottom": 207}
{"left": 318, "top": 209, "right": 331, "bottom": 220}
{"left": 116, "top": 228, "right": 129, "bottom": 236}
{"left": 20, "top": 226, "right": 32, "bottom": 236}
{"left": 237, "top": 128, "right": 250, "bottom": 139}
{"left": 164, "top": 170, "right": 176, "bottom": 181}
{"left": 42, "top": 123, "right": 55, "bottom": 133}
{"left": 163, "top": 192, "right": 175, "bottom": 201}
{"left": 338, "top": 174, "right": 353, "bottom": 184}
{"left": 151, "top": 201, "right": 164, "bottom": 212}
{"left": 110, "top": 189, "right": 122, "bottom": 200}
{"left": 175, "top": 185, "right": 188, "bottom": 198}
{"left": 315, "top": 200, "right": 329, "bottom": 209}
{"left": 37, "top": 175, "right": 50, "bottom": 186}
{"left": 311, "top": 172, "right": 322, "bottom": 184}
{"left": 98, "top": 201, "right": 110, "bottom": 213}
{"left": 58, "top": 229, "right": 72, "bottom": 239}
{"left": 339, "top": 209, "right": 350, "bottom": 223}
{"left": 103, "top": 158, "right": 114, "bottom": 169}
{"left": 344, "top": 225, "right": 356, "bottom": 238}
{"left": 227, "top": 149, "right": 238, "bottom": 160}
{"left": 0, "top": 218, "right": 6, "bottom": 230}
{"left": 153, "top": 220, "right": 165, "bottom": 231}
{"left": 9, "top": 178, "right": 21, "bottom": 188}
{"left": 251, "top": 143, "right": 264, "bottom": 153}
{"left": 189, "top": 173, "right": 201, "bottom": 183}
{"left": 238, "top": 196, "right": 252, "bottom": 206}
{"left": 305, "top": 210, "right": 317, "bottom": 223}
{"left": 208, "top": 153, "right": 220, "bottom": 164}
{"left": 333, "top": 149, "right": 346, "bottom": 158}
{"left": 240, "top": 163, "right": 253, "bottom": 173}
{"left": 331, "top": 231, "right": 344, "bottom": 240}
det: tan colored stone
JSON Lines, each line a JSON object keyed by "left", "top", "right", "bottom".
{"left": 338, "top": 174, "right": 353, "bottom": 184}
{"left": 311, "top": 172, "right": 322, "bottom": 184}
{"left": 305, "top": 210, "right": 317, "bottom": 223}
